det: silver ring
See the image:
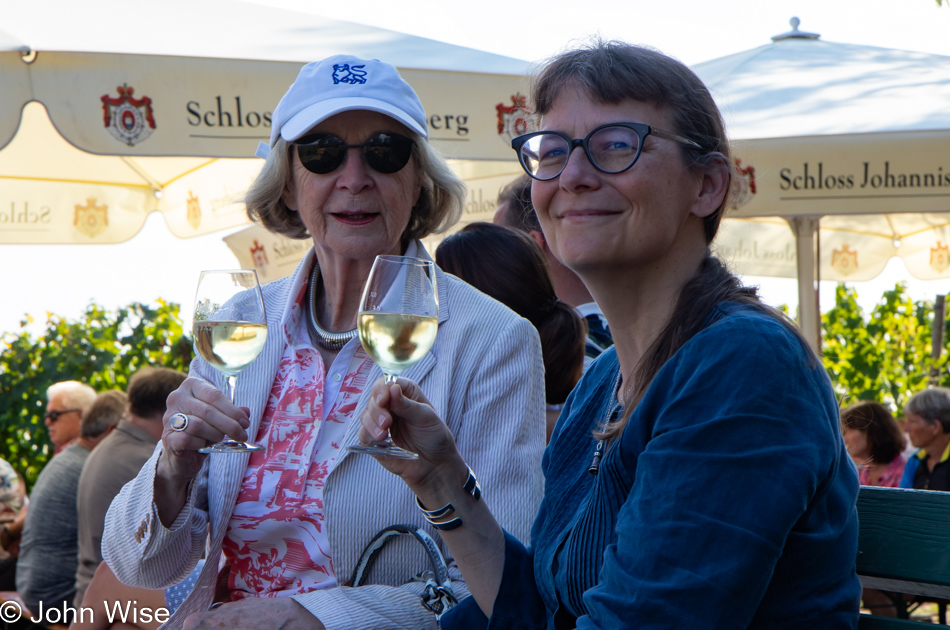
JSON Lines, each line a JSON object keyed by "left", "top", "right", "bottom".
{"left": 170, "top": 413, "right": 189, "bottom": 432}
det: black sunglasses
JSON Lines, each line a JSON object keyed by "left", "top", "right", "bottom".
{"left": 295, "top": 132, "right": 415, "bottom": 175}
{"left": 511, "top": 122, "right": 701, "bottom": 181}
{"left": 45, "top": 408, "right": 81, "bottom": 422}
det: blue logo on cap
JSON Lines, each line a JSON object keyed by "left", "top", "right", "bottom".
{"left": 332, "top": 64, "right": 367, "bottom": 85}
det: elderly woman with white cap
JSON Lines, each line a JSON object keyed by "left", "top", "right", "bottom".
{"left": 101, "top": 55, "right": 545, "bottom": 630}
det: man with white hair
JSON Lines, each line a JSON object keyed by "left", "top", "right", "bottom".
{"left": 42, "top": 380, "right": 97, "bottom": 454}
{"left": 16, "top": 383, "right": 115, "bottom": 617}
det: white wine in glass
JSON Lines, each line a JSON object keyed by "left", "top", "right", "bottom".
{"left": 358, "top": 313, "right": 438, "bottom": 375}
{"left": 193, "top": 269, "right": 267, "bottom": 454}
{"left": 347, "top": 255, "right": 438, "bottom": 459}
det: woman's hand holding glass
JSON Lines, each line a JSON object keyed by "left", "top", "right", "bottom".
{"left": 192, "top": 269, "right": 268, "bottom": 453}
{"left": 358, "top": 377, "right": 463, "bottom": 487}
{"left": 161, "top": 379, "right": 252, "bottom": 476}
{"left": 347, "top": 255, "right": 438, "bottom": 459}
{"left": 359, "top": 375, "right": 509, "bottom": 615}
{"left": 156, "top": 376, "right": 252, "bottom": 525}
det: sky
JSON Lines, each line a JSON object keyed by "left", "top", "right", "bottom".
{"left": 3, "top": 0, "right": 950, "bottom": 337}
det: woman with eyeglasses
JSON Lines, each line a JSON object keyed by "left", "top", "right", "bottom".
{"left": 360, "top": 40, "right": 861, "bottom": 629}
{"left": 102, "top": 55, "right": 546, "bottom": 630}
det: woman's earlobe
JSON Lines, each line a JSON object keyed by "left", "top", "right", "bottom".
{"left": 692, "top": 154, "right": 731, "bottom": 219}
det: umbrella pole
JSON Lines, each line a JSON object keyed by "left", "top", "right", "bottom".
{"left": 787, "top": 216, "right": 822, "bottom": 354}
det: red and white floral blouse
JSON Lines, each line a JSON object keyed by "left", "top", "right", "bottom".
{"left": 221, "top": 257, "right": 374, "bottom": 599}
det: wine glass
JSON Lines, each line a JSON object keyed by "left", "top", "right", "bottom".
{"left": 192, "top": 269, "right": 268, "bottom": 454}
{"left": 347, "top": 255, "right": 438, "bottom": 459}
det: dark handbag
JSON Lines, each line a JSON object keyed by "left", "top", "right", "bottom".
{"left": 350, "top": 524, "right": 459, "bottom": 619}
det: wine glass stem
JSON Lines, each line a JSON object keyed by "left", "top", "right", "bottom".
{"left": 383, "top": 373, "right": 398, "bottom": 384}
{"left": 225, "top": 375, "right": 238, "bottom": 403}
{"left": 223, "top": 375, "right": 241, "bottom": 445}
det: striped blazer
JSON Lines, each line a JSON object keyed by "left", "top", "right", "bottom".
{"left": 102, "top": 245, "right": 546, "bottom": 630}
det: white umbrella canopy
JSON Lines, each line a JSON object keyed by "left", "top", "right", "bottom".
{"left": 716, "top": 214, "right": 950, "bottom": 283}
{"left": 0, "top": 0, "right": 530, "bottom": 245}
{"left": 694, "top": 19, "right": 950, "bottom": 349}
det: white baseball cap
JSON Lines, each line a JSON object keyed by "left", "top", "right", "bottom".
{"left": 256, "top": 55, "right": 428, "bottom": 159}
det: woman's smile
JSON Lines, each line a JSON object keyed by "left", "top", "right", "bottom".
{"left": 555, "top": 207, "right": 623, "bottom": 221}
{"left": 329, "top": 210, "right": 379, "bottom": 226}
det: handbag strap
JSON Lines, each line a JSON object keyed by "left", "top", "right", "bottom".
{"left": 350, "top": 524, "right": 459, "bottom": 618}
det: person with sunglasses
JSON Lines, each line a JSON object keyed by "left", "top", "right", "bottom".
{"left": 0, "top": 382, "right": 88, "bottom": 601}
{"left": 18, "top": 385, "right": 117, "bottom": 620}
{"left": 359, "top": 40, "right": 861, "bottom": 629}
{"left": 43, "top": 380, "right": 96, "bottom": 454}
{"left": 102, "top": 55, "right": 545, "bottom": 630}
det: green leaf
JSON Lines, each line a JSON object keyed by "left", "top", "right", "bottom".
{"left": 822, "top": 282, "right": 946, "bottom": 415}
{"left": 0, "top": 300, "right": 192, "bottom": 490}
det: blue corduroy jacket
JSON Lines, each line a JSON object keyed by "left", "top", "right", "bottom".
{"left": 444, "top": 303, "right": 861, "bottom": 630}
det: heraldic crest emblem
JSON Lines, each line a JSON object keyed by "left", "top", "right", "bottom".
{"left": 495, "top": 95, "right": 538, "bottom": 146}
{"left": 831, "top": 244, "right": 859, "bottom": 278}
{"left": 332, "top": 64, "right": 368, "bottom": 85}
{"left": 74, "top": 198, "right": 108, "bottom": 238}
{"left": 730, "top": 158, "right": 757, "bottom": 210}
{"left": 931, "top": 241, "right": 950, "bottom": 274}
{"left": 187, "top": 191, "right": 202, "bottom": 231}
{"left": 250, "top": 240, "right": 269, "bottom": 272}
{"left": 101, "top": 84, "right": 156, "bottom": 146}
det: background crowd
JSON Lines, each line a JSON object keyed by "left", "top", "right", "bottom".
{"left": 0, "top": 368, "right": 186, "bottom": 620}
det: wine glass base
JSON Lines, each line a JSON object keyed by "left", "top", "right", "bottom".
{"left": 346, "top": 441, "right": 419, "bottom": 460}
{"left": 198, "top": 441, "right": 265, "bottom": 454}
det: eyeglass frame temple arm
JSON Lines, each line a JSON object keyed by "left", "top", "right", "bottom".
{"left": 649, "top": 127, "right": 702, "bottom": 149}
{"left": 511, "top": 127, "right": 701, "bottom": 152}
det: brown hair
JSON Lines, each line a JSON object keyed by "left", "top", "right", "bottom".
{"left": 244, "top": 130, "right": 465, "bottom": 242}
{"left": 530, "top": 40, "right": 814, "bottom": 439}
{"left": 436, "top": 222, "right": 586, "bottom": 405}
{"left": 840, "top": 401, "right": 906, "bottom": 465}
{"left": 128, "top": 367, "right": 187, "bottom": 420}
{"left": 495, "top": 174, "right": 541, "bottom": 233}
{"left": 532, "top": 39, "right": 732, "bottom": 243}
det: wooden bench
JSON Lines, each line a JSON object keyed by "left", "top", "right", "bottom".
{"left": 857, "top": 486, "right": 950, "bottom": 628}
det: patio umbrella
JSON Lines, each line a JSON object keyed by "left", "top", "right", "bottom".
{"left": 715, "top": 214, "right": 950, "bottom": 283}
{"left": 0, "top": 0, "right": 529, "bottom": 245}
{"left": 694, "top": 19, "right": 950, "bottom": 349}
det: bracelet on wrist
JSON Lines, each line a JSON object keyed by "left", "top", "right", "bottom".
{"left": 415, "top": 465, "right": 481, "bottom": 531}
{"left": 416, "top": 496, "right": 454, "bottom": 519}
{"left": 462, "top": 466, "right": 482, "bottom": 501}
{"left": 428, "top": 517, "right": 463, "bottom": 531}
